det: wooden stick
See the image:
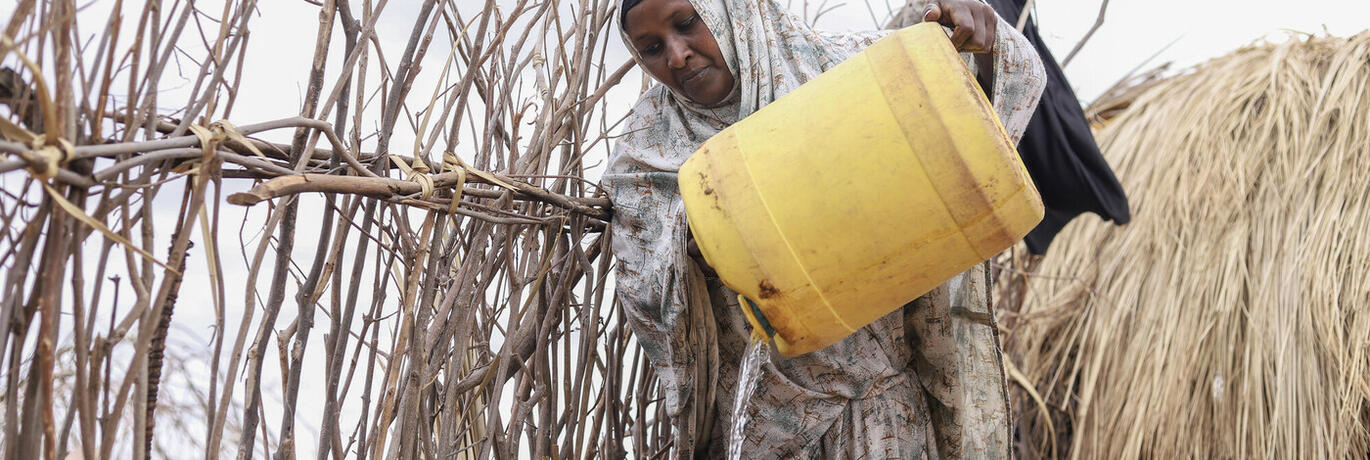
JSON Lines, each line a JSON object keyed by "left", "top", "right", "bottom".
{"left": 1061, "top": 0, "right": 1109, "bottom": 67}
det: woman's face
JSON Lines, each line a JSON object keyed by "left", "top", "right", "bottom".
{"left": 624, "top": 0, "right": 736, "bottom": 106}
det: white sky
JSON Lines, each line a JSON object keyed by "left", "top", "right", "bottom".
{"left": 228, "top": 0, "right": 1370, "bottom": 127}
{"left": 196, "top": 1, "right": 1370, "bottom": 257}
{"left": 800, "top": 0, "right": 1370, "bottom": 101}
{"left": 1031, "top": 0, "right": 1370, "bottom": 101}
{"left": 7, "top": 0, "right": 1369, "bottom": 457}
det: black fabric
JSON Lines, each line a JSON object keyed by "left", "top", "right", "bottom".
{"left": 987, "top": 0, "right": 1131, "bottom": 254}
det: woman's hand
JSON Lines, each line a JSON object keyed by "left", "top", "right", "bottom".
{"left": 923, "top": 0, "right": 998, "bottom": 54}
{"left": 686, "top": 237, "right": 719, "bottom": 278}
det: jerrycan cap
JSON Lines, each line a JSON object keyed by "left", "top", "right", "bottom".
{"left": 739, "top": 294, "right": 776, "bottom": 339}
{"left": 739, "top": 295, "right": 798, "bottom": 355}
{"left": 739, "top": 294, "right": 800, "bottom": 355}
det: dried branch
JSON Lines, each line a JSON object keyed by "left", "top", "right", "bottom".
{"left": 0, "top": 0, "right": 658, "bottom": 458}
{"left": 1061, "top": 0, "right": 1109, "bottom": 67}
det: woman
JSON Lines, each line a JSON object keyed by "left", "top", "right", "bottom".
{"left": 604, "top": 0, "right": 1045, "bottom": 457}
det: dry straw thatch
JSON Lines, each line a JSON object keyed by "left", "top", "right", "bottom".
{"left": 1002, "top": 32, "right": 1370, "bottom": 458}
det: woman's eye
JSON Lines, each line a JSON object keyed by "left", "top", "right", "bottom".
{"left": 677, "top": 15, "right": 697, "bottom": 30}
{"left": 641, "top": 43, "right": 661, "bottom": 55}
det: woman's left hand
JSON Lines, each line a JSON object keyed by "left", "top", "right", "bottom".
{"left": 922, "top": 0, "right": 998, "bottom": 54}
{"left": 686, "top": 237, "right": 719, "bottom": 277}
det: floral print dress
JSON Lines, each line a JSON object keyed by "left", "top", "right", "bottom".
{"left": 604, "top": 0, "right": 1046, "bottom": 457}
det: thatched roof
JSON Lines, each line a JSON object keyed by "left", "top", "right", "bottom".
{"left": 1004, "top": 31, "right": 1370, "bottom": 458}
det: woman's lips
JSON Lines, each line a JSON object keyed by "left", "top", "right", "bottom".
{"left": 680, "top": 67, "right": 710, "bottom": 86}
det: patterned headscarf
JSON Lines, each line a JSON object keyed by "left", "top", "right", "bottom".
{"left": 617, "top": 0, "right": 887, "bottom": 124}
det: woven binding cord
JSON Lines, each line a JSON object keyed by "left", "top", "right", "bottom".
{"left": 442, "top": 151, "right": 467, "bottom": 215}
{"left": 29, "top": 136, "right": 73, "bottom": 180}
{"left": 0, "top": 117, "right": 72, "bottom": 180}
{"left": 0, "top": 115, "right": 186, "bottom": 272}
{"left": 393, "top": 150, "right": 516, "bottom": 217}
{"left": 391, "top": 154, "right": 436, "bottom": 200}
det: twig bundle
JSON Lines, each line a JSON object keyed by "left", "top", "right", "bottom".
{"left": 0, "top": 0, "right": 668, "bottom": 459}
{"left": 1002, "top": 32, "right": 1370, "bottom": 458}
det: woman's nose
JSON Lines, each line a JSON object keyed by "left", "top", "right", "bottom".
{"left": 665, "top": 38, "right": 693, "bottom": 69}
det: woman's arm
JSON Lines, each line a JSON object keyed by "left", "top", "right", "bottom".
{"left": 978, "top": 14, "right": 1046, "bottom": 144}
{"left": 603, "top": 94, "right": 722, "bottom": 457}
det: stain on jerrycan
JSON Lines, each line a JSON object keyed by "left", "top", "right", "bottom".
{"left": 678, "top": 22, "right": 1044, "bottom": 357}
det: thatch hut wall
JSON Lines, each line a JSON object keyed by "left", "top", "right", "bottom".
{"left": 1005, "top": 32, "right": 1370, "bottom": 458}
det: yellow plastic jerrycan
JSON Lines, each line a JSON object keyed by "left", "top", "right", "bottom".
{"left": 678, "top": 22, "right": 1043, "bottom": 357}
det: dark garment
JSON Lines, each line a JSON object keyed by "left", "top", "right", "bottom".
{"left": 986, "top": 0, "right": 1131, "bottom": 254}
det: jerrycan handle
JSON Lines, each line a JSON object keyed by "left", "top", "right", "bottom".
{"left": 930, "top": 23, "right": 996, "bottom": 104}
{"left": 738, "top": 294, "right": 776, "bottom": 342}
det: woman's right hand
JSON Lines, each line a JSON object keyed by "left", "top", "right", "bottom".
{"left": 922, "top": 0, "right": 998, "bottom": 54}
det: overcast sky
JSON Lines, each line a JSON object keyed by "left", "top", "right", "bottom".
{"left": 802, "top": 0, "right": 1370, "bottom": 101}
{"left": 10, "top": 0, "right": 1368, "bottom": 457}
{"left": 229, "top": 0, "right": 1370, "bottom": 128}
